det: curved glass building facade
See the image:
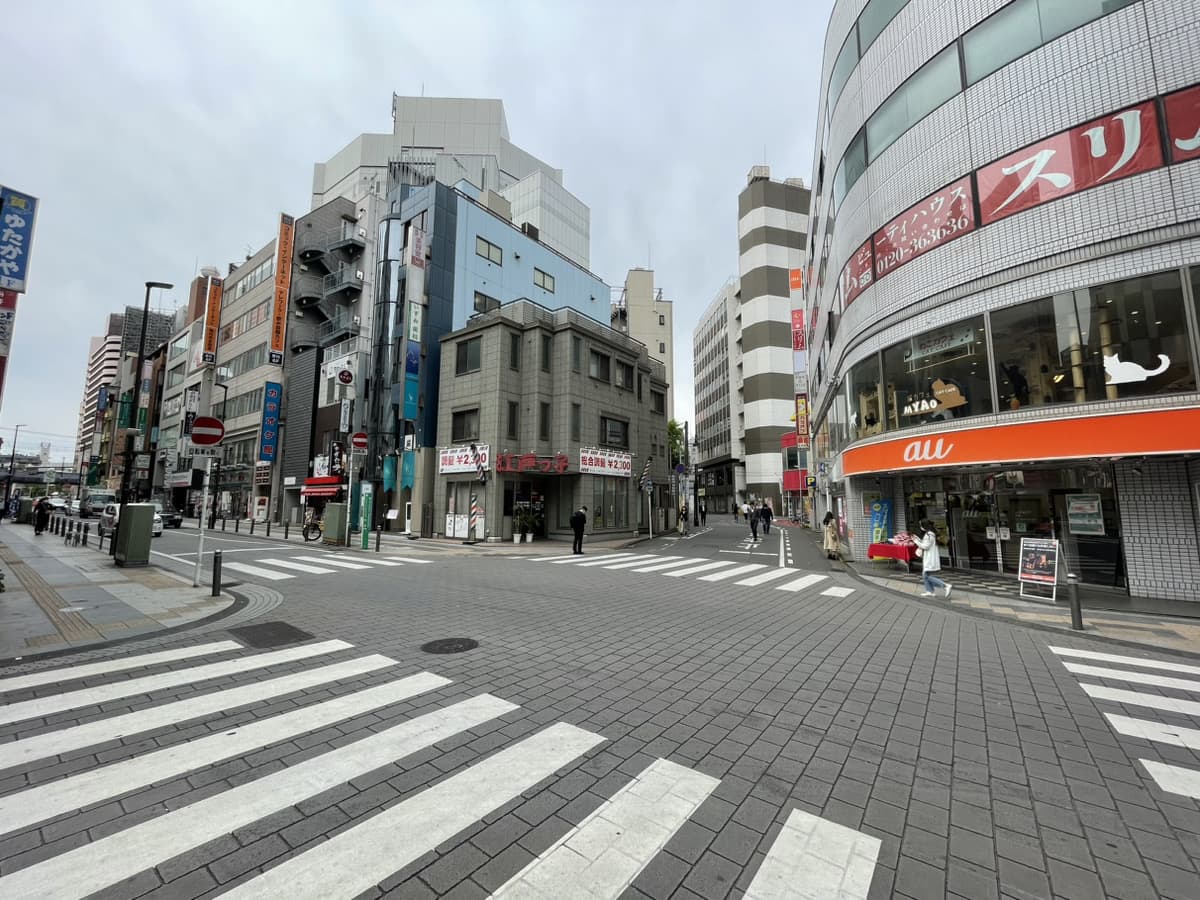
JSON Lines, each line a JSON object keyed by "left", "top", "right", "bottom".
{"left": 804, "top": 0, "right": 1200, "bottom": 601}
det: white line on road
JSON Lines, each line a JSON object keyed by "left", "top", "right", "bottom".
{"left": 662, "top": 561, "right": 736, "bottom": 578}
{"left": 252, "top": 558, "right": 339, "bottom": 575}
{"left": 290, "top": 555, "right": 372, "bottom": 570}
{"left": 0, "top": 693, "right": 519, "bottom": 900}
{"left": 0, "top": 655, "right": 400, "bottom": 770}
{"left": 734, "top": 568, "right": 797, "bottom": 587}
{"left": 221, "top": 561, "right": 293, "bottom": 581}
{"left": 743, "top": 808, "right": 881, "bottom": 900}
{"left": 549, "top": 553, "right": 632, "bottom": 565}
{"left": 0, "top": 640, "right": 353, "bottom": 727}
{"left": 1050, "top": 647, "right": 1200, "bottom": 677}
{"left": 776, "top": 573, "right": 828, "bottom": 593}
{"left": 0, "top": 641, "right": 242, "bottom": 693}
{"left": 1105, "top": 714, "right": 1200, "bottom": 751}
{"left": 602, "top": 555, "right": 682, "bottom": 570}
{"left": 630, "top": 558, "right": 706, "bottom": 573}
{"left": 378, "top": 556, "right": 432, "bottom": 564}
{"left": 1079, "top": 683, "right": 1200, "bottom": 717}
{"left": 1061, "top": 663, "right": 1200, "bottom": 693}
{"left": 1140, "top": 759, "right": 1200, "bottom": 800}
{"left": 0, "top": 673, "right": 450, "bottom": 836}
{"left": 577, "top": 554, "right": 658, "bottom": 568}
{"left": 493, "top": 757, "right": 718, "bottom": 899}
{"left": 821, "top": 586, "right": 855, "bottom": 598}
{"left": 699, "top": 563, "right": 767, "bottom": 582}
{"left": 220, "top": 722, "right": 606, "bottom": 900}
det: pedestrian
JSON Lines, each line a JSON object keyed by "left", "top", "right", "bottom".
{"left": 732, "top": 503, "right": 738, "bottom": 522}
{"left": 34, "top": 498, "right": 50, "bottom": 536}
{"left": 749, "top": 504, "right": 759, "bottom": 541}
{"left": 570, "top": 504, "right": 587, "bottom": 554}
{"left": 914, "top": 519, "right": 951, "bottom": 598}
{"left": 678, "top": 502, "right": 689, "bottom": 535}
{"left": 759, "top": 500, "right": 772, "bottom": 535}
{"left": 822, "top": 511, "right": 839, "bottom": 560}
{"left": 699, "top": 502, "right": 707, "bottom": 526}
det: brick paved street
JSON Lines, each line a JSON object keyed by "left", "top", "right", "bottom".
{"left": 1, "top": 519, "right": 1197, "bottom": 898}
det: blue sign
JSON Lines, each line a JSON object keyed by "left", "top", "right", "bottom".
{"left": 383, "top": 455, "right": 397, "bottom": 492}
{"left": 405, "top": 342, "right": 420, "bottom": 376}
{"left": 258, "top": 381, "right": 282, "bottom": 462}
{"left": 97, "top": 385, "right": 109, "bottom": 412}
{"left": 403, "top": 374, "right": 419, "bottom": 420}
{"left": 400, "top": 450, "right": 414, "bottom": 489}
{"left": 0, "top": 187, "right": 39, "bottom": 293}
{"left": 869, "top": 500, "right": 893, "bottom": 542}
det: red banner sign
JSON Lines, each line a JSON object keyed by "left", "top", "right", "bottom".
{"left": 202, "top": 276, "right": 222, "bottom": 365}
{"left": 269, "top": 213, "right": 295, "bottom": 366}
{"left": 839, "top": 239, "right": 873, "bottom": 308}
{"left": 1164, "top": 84, "right": 1200, "bottom": 164}
{"left": 874, "top": 176, "right": 975, "bottom": 279}
{"left": 791, "top": 309, "right": 805, "bottom": 351}
{"left": 978, "top": 100, "right": 1162, "bottom": 225}
{"left": 789, "top": 268, "right": 803, "bottom": 291}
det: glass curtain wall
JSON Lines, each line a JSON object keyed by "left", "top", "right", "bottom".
{"left": 882, "top": 316, "right": 992, "bottom": 430}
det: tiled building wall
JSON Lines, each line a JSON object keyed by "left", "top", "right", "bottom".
{"left": 1114, "top": 458, "right": 1200, "bottom": 602}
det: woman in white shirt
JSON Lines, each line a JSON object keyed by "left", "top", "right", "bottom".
{"left": 914, "top": 519, "right": 951, "bottom": 598}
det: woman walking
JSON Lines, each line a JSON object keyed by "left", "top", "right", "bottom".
{"left": 914, "top": 519, "right": 952, "bottom": 598}
{"left": 822, "top": 512, "right": 839, "bottom": 560}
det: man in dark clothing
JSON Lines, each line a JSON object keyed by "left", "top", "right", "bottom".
{"left": 699, "top": 503, "right": 707, "bottom": 526}
{"left": 749, "top": 504, "right": 759, "bottom": 541}
{"left": 570, "top": 505, "right": 588, "bottom": 554}
{"left": 760, "top": 500, "right": 773, "bottom": 535}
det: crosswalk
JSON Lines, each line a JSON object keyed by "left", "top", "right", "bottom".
{"left": 0, "top": 637, "right": 881, "bottom": 898}
{"left": 529, "top": 551, "right": 856, "bottom": 597}
{"left": 221, "top": 552, "right": 430, "bottom": 582}
{"left": 1050, "top": 645, "right": 1200, "bottom": 802}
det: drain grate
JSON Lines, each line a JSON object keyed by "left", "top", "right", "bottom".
{"left": 228, "top": 621, "right": 315, "bottom": 649}
{"left": 420, "top": 637, "right": 479, "bottom": 654}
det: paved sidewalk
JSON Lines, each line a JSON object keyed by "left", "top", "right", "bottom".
{"left": 0, "top": 520, "right": 235, "bottom": 660}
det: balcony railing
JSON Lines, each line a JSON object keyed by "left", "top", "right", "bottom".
{"left": 323, "top": 266, "right": 363, "bottom": 299}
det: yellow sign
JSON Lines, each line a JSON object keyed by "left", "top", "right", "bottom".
{"left": 269, "top": 213, "right": 295, "bottom": 365}
{"left": 201, "top": 276, "right": 223, "bottom": 365}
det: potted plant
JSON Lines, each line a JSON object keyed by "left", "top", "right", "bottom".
{"left": 517, "top": 509, "right": 532, "bottom": 542}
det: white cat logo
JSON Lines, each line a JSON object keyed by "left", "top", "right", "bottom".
{"left": 1104, "top": 353, "right": 1170, "bottom": 384}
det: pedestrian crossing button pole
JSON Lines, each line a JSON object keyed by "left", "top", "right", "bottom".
{"left": 212, "top": 550, "right": 223, "bottom": 598}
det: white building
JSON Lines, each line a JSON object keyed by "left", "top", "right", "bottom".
{"left": 611, "top": 268, "right": 675, "bottom": 419}
{"left": 693, "top": 278, "right": 743, "bottom": 513}
{"left": 75, "top": 313, "right": 124, "bottom": 470}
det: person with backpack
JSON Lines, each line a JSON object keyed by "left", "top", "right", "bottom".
{"left": 748, "top": 503, "right": 759, "bottom": 541}
{"left": 759, "top": 500, "right": 773, "bottom": 535}
{"left": 914, "top": 519, "right": 951, "bottom": 598}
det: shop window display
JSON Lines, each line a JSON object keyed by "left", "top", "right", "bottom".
{"left": 881, "top": 315, "right": 992, "bottom": 430}
{"left": 849, "top": 354, "right": 882, "bottom": 441}
{"left": 992, "top": 292, "right": 1089, "bottom": 410}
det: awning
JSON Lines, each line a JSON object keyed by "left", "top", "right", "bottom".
{"left": 301, "top": 485, "right": 340, "bottom": 498}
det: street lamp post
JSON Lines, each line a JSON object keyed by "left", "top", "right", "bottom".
{"left": 2, "top": 423, "right": 28, "bottom": 520}
{"left": 692, "top": 431, "right": 700, "bottom": 527}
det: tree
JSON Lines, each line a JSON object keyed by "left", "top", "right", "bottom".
{"left": 667, "top": 419, "right": 684, "bottom": 468}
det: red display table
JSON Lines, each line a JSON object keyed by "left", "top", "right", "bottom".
{"left": 867, "top": 542, "right": 919, "bottom": 572}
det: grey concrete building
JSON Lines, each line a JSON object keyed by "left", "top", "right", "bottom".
{"left": 75, "top": 312, "right": 124, "bottom": 473}
{"left": 693, "top": 277, "right": 744, "bottom": 513}
{"left": 435, "top": 299, "right": 670, "bottom": 542}
{"left": 610, "top": 268, "right": 675, "bottom": 419}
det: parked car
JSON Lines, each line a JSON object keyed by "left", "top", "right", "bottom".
{"left": 45, "top": 497, "right": 69, "bottom": 515}
{"left": 152, "top": 501, "right": 182, "bottom": 529}
{"left": 81, "top": 491, "right": 117, "bottom": 518}
{"left": 99, "top": 503, "right": 163, "bottom": 538}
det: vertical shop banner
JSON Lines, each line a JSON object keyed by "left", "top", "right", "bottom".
{"left": 329, "top": 441, "right": 346, "bottom": 478}
{"left": 258, "top": 381, "right": 281, "bottom": 461}
{"left": 409, "top": 227, "right": 426, "bottom": 270}
{"left": 0, "top": 289, "right": 17, "bottom": 409}
{"left": 789, "top": 268, "right": 803, "bottom": 292}
{"left": 400, "top": 451, "right": 414, "bottom": 490}
{"left": 403, "top": 374, "right": 419, "bottom": 420}
{"left": 360, "top": 483, "right": 374, "bottom": 549}
{"left": 269, "top": 213, "right": 295, "bottom": 365}
{"left": 869, "top": 500, "right": 893, "bottom": 542}
{"left": 0, "top": 187, "right": 39, "bottom": 293}
{"left": 407, "top": 227, "right": 427, "bottom": 316}
{"left": 790, "top": 309, "right": 805, "bottom": 351}
{"left": 339, "top": 397, "right": 351, "bottom": 433}
{"left": 839, "top": 239, "right": 874, "bottom": 308}
{"left": 202, "top": 276, "right": 223, "bottom": 364}
{"left": 407, "top": 302, "right": 423, "bottom": 342}
{"left": 795, "top": 394, "right": 809, "bottom": 447}
{"left": 382, "top": 455, "right": 397, "bottom": 492}
{"left": 405, "top": 340, "right": 420, "bottom": 376}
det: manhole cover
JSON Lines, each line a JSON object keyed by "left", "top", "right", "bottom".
{"left": 228, "top": 621, "right": 315, "bottom": 649}
{"left": 420, "top": 637, "right": 479, "bottom": 654}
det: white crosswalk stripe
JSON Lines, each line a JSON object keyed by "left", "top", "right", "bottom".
{"left": 1050, "top": 646, "right": 1200, "bottom": 676}
{"left": 631, "top": 557, "right": 707, "bottom": 573}
{"left": 735, "top": 568, "right": 798, "bottom": 587}
{"left": 1060, "top": 662, "right": 1200, "bottom": 693}
{"left": 254, "top": 558, "right": 339, "bottom": 574}
{"left": 1105, "top": 713, "right": 1200, "bottom": 751}
{"left": 222, "top": 561, "right": 294, "bottom": 581}
{"left": 221, "top": 553, "right": 425, "bottom": 581}
{"left": 777, "top": 573, "right": 828, "bottom": 593}
{"left": 550, "top": 552, "right": 633, "bottom": 565}
{"left": 821, "top": 586, "right": 855, "bottom": 598}
{"left": 291, "top": 555, "right": 372, "bottom": 570}
{"left": 1140, "top": 759, "right": 1200, "bottom": 800}
{"left": 1079, "top": 683, "right": 1200, "bottom": 717}
{"left": 744, "top": 808, "right": 880, "bottom": 900}
{"left": 0, "top": 640, "right": 242, "bottom": 693}
{"left": 602, "top": 555, "right": 684, "bottom": 570}
{"left": 699, "top": 563, "right": 766, "bottom": 581}
{"left": 662, "top": 561, "right": 736, "bottom": 578}
{"left": 577, "top": 554, "right": 657, "bottom": 568}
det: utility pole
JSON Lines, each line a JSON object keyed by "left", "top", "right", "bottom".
{"left": 2, "top": 424, "right": 26, "bottom": 519}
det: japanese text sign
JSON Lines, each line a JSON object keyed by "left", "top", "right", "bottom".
{"left": 0, "top": 187, "right": 38, "bottom": 293}
{"left": 978, "top": 101, "right": 1162, "bottom": 224}
{"left": 796, "top": 394, "right": 809, "bottom": 447}
{"left": 579, "top": 448, "right": 632, "bottom": 477}
{"left": 791, "top": 310, "right": 805, "bottom": 351}
{"left": 439, "top": 444, "right": 490, "bottom": 474}
{"left": 874, "top": 175, "right": 976, "bottom": 278}
{"left": 1164, "top": 84, "right": 1200, "bottom": 164}
{"left": 258, "top": 381, "right": 282, "bottom": 461}
{"left": 495, "top": 452, "right": 571, "bottom": 474}
{"left": 269, "top": 214, "right": 294, "bottom": 365}
{"left": 839, "top": 239, "right": 873, "bottom": 308}
{"left": 202, "top": 276, "right": 223, "bottom": 365}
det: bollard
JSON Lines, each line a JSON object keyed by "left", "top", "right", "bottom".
{"left": 221, "top": 517, "right": 226, "bottom": 532}
{"left": 235, "top": 518, "right": 240, "bottom": 533}
{"left": 212, "top": 550, "right": 223, "bottom": 597}
{"left": 53, "top": 517, "right": 60, "bottom": 535}
{"left": 266, "top": 520, "right": 271, "bottom": 537}
{"left": 250, "top": 518, "right": 255, "bottom": 535}
{"left": 284, "top": 521, "right": 289, "bottom": 540}
{"left": 82, "top": 523, "right": 89, "bottom": 547}
{"left": 1066, "top": 573, "right": 1084, "bottom": 631}
{"left": 375, "top": 526, "right": 381, "bottom": 552}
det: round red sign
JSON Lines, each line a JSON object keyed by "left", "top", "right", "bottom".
{"left": 337, "top": 369, "right": 354, "bottom": 385}
{"left": 350, "top": 432, "right": 368, "bottom": 450}
{"left": 191, "top": 416, "right": 225, "bottom": 446}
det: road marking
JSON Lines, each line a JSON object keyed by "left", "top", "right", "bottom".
{"left": 1061, "top": 663, "right": 1200, "bottom": 693}
{"left": 662, "top": 561, "right": 736, "bottom": 578}
{"left": 776, "top": 573, "right": 828, "bottom": 593}
{"left": 1140, "top": 759, "right": 1200, "bottom": 800}
{"left": 222, "top": 561, "right": 293, "bottom": 581}
{"left": 0, "top": 655, "right": 400, "bottom": 770}
{"left": 379, "top": 556, "right": 432, "bottom": 564}
{"left": 493, "top": 757, "right": 718, "bottom": 899}
{"left": 577, "top": 554, "right": 658, "bottom": 568}
{"left": 778, "top": 531, "right": 785, "bottom": 568}
{"left": 253, "top": 558, "right": 339, "bottom": 575}
{"left": 220, "top": 723, "right": 606, "bottom": 900}
{"left": 699, "top": 563, "right": 766, "bottom": 582}
{"left": 0, "top": 641, "right": 242, "bottom": 693}
{"left": 735, "top": 568, "right": 798, "bottom": 587}
{"left": 288, "top": 555, "right": 371, "bottom": 570}
{"left": 603, "top": 555, "right": 682, "bottom": 570}
{"left": 0, "top": 673, "right": 450, "bottom": 836}
{"left": 821, "top": 586, "right": 855, "bottom": 598}
{"left": 0, "top": 694, "right": 519, "bottom": 900}
{"left": 1079, "top": 683, "right": 1200, "bottom": 717}
{"left": 1105, "top": 714, "right": 1200, "bottom": 751}
{"left": 363, "top": 558, "right": 406, "bottom": 566}
{"left": 1050, "top": 647, "right": 1200, "bottom": 677}
{"left": 630, "top": 558, "right": 706, "bottom": 573}
{"left": 743, "top": 808, "right": 880, "bottom": 900}
{"left": 549, "top": 553, "right": 632, "bottom": 565}
{"left": 0, "top": 639, "right": 353, "bottom": 727}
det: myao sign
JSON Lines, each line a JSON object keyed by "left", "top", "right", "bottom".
{"left": 0, "top": 187, "right": 39, "bottom": 293}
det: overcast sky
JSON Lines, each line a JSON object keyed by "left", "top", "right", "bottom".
{"left": 2, "top": 0, "right": 831, "bottom": 462}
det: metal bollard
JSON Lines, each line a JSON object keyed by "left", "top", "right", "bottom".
{"left": 1066, "top": 573, "right": 1084, "bottom": 631}
{"left": 249, "top": 518, "right": 255, "bottom": 535}
{"left": 235, "top": 518, "right": 240, "bottom": 533}
{"left": 212, "top": 550, "right": 223, "bottom": 597}
{"left": 376, "top": 526, "right": 382, "bottom": 552}
{"left": 82, "top": 523, "right": 89, "bottom": 547}
{"left": 284, "top": 521, "right": 289, "bottom": 540}
{"left": 221, "top": 517, "right": 226, "bottom": 531}
{"left": 266, "top": 520, "right": 271, "bottom": 537}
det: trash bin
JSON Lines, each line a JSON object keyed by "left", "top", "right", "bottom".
{"left": 17, "top": 497, "right": 33, "bottom": 524}
{"left": 114, "top": 503, "right": 154, "bottom": 567}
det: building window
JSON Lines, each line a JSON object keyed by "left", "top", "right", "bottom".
{"left": 533, "top": 268, "right": 555, "bottom": 292}
{"left": 866, "top": 45, "right": 960, "bottom": 163}
{"left": 475, "top": 235, "right": 502, "bottom": 265}
{"left": 658, "top": 342, "right": 666, "bottom": 354}
{"left": 859, "top": 0, "right": 912, "bottom": 52}
{"left": 651, "top": 390, "right": 666, "bottom": 415}
{"left": 963, "top": 0, "right": 1041, "bottom": 86}
{"left": 455, "top": 336, "right": 481, "bottom": 374}
{"left": 589, "top": 350, "right": 611, "bottom": 382}
{"left": 571, "top": 403, "right": 581, "bottom": 441}
{"left": 541, "top": 334, "right": 552, "bottom": 372}
{"left": 474, "top": 291, "right": 500, "bottom": 314}
{"left": 591, "top": 477, "right": 629, "bottom": 530}
{"left": 509, "top": 332, "right": 521, "bottom": 370}
{"left": 451, "top": 408, "right": 479, "bottom": 442}
{"left": 827, "top": 27, "right": 859, "bottom": 112}
{"left": 658, "top": 314, "right": 665, "bottom": 325}
{"left": 599, "top": 415, "right": 629, "bottom": 448}
{"left": 571, "top": 336, "right": 582, "bottom": 372}
{"left": 507, "top": 401, "right": 519, "bottom": 439}
{"left": 539, "top": 402, "right": 551, "bottom": 441}
{"left": 832, "top": 130, "right": 867, "bottom": 210}
{"left": 614, "top": 361, "right": 634, "bottom": 390}
{"left": 849, "top": 354, "right": 882, "bottom": 441}
{"left": 880, "top": 315, "right": 993, "bottom": 432}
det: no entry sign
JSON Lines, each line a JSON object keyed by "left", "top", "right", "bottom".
{"left": 191, "top": 416, "right": 225, "bottom": 446}
{"left": 350, "top": 431, "right": 368, "bottom": 450}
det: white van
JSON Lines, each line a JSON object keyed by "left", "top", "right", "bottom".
{"left": 81, "top": 491, "right": 117, "bottom": 518}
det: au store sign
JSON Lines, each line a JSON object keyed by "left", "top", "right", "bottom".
{"left": 874, "top": 175, "right": 975, "bottom": 278}
{"left": 579, "top": 448, "right": 632, "bottom": 477}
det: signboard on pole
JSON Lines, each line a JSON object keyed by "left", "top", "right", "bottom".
{"left": 202, "top": 276, "right": 223, "bottom": 364}
{"left": 0, "top": 186, "right": 39, "bottom": 293}
{"left": 269, "top": 213, "right": 294, "bottom": 365}
{"left": 339, "top": 397, "right": 351, "bottom": 433}
{"left": 258, "top": 381, "right": 281, "bottom": 461}
{"left": 0, "top": 289, "right": 17, "bottom": 410}
{"left": 360, "top": 483, "right": 373, "bottom": 550}
{"left": 1018, "top": 537, "right": 1059, "bottom": 601}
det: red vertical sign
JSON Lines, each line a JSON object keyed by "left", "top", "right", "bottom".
{"left": 791, "top": 309, "right": 805, "bottom": 351}
{"left": 0, "top": 289, "right": 17, "bottom": 411}
{"left": 1164, "top": 84, "right": 1200, "bottom": 163}
{"left": 839, "top": 239, "right": 874, "bottom": 308}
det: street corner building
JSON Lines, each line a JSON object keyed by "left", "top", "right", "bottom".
{"left": 802, "top": 0, "right": 1200, "bottom": 603}
{"left": 436, "top": 299, "right": 671, "bottom": 542}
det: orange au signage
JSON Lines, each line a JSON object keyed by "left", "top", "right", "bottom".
{"left": 789, "top": 268, "right": 803, "bottom": 292}
{"left": 269, "top": 213, "right": 295, "bottom": 366}
{"left": 842, "top": 408, "right": 1200, "bottom": 476}
{"left": 201, "top": 276, "right": 223, "bottom": 365}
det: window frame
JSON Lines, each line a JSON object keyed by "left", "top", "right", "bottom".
{"left": 455, "top": 336, "right": 482, "bottom": 375}
{"left": 539, "top": 402, "right": 551, "bottom": 441}
{"left": 540, "top": 334, "right": 552, "bottom": 372}
{"left": 475, "top": 235, "right": 502, "bottom": 265}
{"left": 533, "top": 268, "right": 555, "bottom": 293}
{"left": 509, "top": 332, "right": 521, "bottom": 371}
{"left": 589, "top": 349, "right": 611, "bottom": 383}
{"left": 507, "top": 401, "right": 519, "bottom": 440}
{"left": 571, "top": 336, "right": 582, "bottom": 372}
{"left": 570, "top": 403, "right": 582, "bottom": 441}
{"left": 451, "top": 407, "right": 480, "bottom": 442}
{"left": 599, "top": 415, "right": 630, "bottom": 449}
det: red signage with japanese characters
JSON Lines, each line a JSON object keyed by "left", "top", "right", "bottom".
{"left": 1164, "top": 84, "right": 1200, "bottom": 163}
{"left": 791, "top": 309, "right": 805, "bottom": 351}
{"left": 495, "top": 453, "right": 571, "bottom": 475}
{"left": 874, "top": 176, "right": 975, "bottom": 279}
{"left": 978, "top": 100, "right": 1162, "bottom": 225}
{"left": 839, "top": 239, "right": 874, "bottom": 308}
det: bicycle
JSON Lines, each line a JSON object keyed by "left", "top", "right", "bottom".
{"left": 302, "top": 514, "right": 324, "bottom": 543}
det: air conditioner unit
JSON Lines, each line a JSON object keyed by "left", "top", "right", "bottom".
{"left": 352, "top": 315, "right": 361, "bottom": 325}
{"left": 355, "top": 270, "right": 364, "bottom": 280}
{"left": 357, "top": 228, "right": 367, "bottom": 237}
